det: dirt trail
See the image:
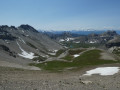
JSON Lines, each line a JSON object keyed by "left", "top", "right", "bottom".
{"left": 100, "top": 52, "right": 116, "bottom": 61}
{"left": 0, "top": 60, "right": 40, "bottom": 70}
{"left": 98, "top": 48, "right": 119, "bottom": 61}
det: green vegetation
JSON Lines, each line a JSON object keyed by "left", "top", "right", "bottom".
{"left": 63, "top": 49, "right": 86, "bottom": 61}
{"left": 56, "top": 49, "right": 66, "bottom": 57}
{"left": 62, "top": 42, "right": 103, "bottom": 48}
{"left": 113, "top": 48, "right": 120, "bottom": 56}
{"left": 63, "top": 55, "right": 73, "bottom": 61}
{"left": 30, "top": 49, "right": 119, "bottom": 72}
{"left": 33, "top": 56, "right": 46, "bottom": 61}
{"left": 68, "top": 49, "right": 86, "bottom": 55}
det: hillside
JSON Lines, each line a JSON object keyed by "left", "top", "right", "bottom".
{"left": 0, "top": 25, "right": 63, "bottom": 69}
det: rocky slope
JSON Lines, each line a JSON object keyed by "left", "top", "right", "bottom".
{"left": 0, "top": 24, "right": 62, "bottom": 68}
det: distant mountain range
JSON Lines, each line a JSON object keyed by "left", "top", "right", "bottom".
{"left": 0, "top": 25, "right": 120, "bottom": 69}
{"left": 42, "top": 29, "right": 120, "bottom": 49}
{"left": 40, "top": 30, "right": 120, "bottom": 35}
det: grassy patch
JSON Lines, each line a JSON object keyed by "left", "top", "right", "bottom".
{"left": 62, "top": 49, "right": 86, "bottom": 61}
{"left": 62, "top": 42, "right": 102, "bottom": 48}
{"left": 56, "top": 49, "right": 66, "bottom": 56}
{"left": 30, "top": 61, "right": 76, "bottom": 71}
{"left": 33, "top": 56, "right": 46, "bottom": 62}
{"left": 68, "top": 49, "right": 86, "bottom": 55}
{"left": 30, "top": 49, "right": 119, "bottom": 72}
{"left": 113, "top": 48, "right": 120, "bottom": 56}
{"left": 63, "top": 55, "right": 73, "bottom": 61}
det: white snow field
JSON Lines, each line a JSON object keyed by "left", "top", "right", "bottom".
{"left": 84, "top": 67, "right": 120, "bottom": 76}
{"left": 73, "top": 54, "right": 80, "bottom": 58}
{"left": 17, "top": 42, "right": 38, "bottom": 59}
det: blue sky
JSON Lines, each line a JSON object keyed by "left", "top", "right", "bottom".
{"left": 0, "top": 0, "right": 120, "bottom": 30}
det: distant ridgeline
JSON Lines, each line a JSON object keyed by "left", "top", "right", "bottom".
{"left": 41, "top": 30, "right": 120, "bottom": 36}
{"left": 42, "top": 30, "right": 119, "bottom": 40}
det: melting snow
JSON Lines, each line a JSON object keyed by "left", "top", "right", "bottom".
{"left": 48, "top": 53, "right": 56, "bottom": 55}
{"left": 83, "top": 67, "right": 120, "bottom": 76}
{"left": 17, "top": 42, "right": 38, "bottom": 59}
{"left": 73, "top": 54, "right": 80, "bottom": 58}
{"left": 53, "top": 50, "right": 58, "bottom": 53}
{"left": 59, "top": 39, "right": 65, "bottom": 42}
{"left": 59, "top": 38, "right": 74, "bottom": 42}
{"left": 89, "top": 41, "right": 96, "bottom": 43}
{"left": 66, "top": 38, "right": 74, "bottom": 41}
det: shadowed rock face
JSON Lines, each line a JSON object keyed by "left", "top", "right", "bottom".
{"left": 78, "top": 31, "right": 118, "bottom": 44}
{"left": 101, "top": 30, "right": 118, "bottom": 37}
{"left": 106, "top": 36, "right": 120, "bottom": 48}
{"left": 0, "top": 26, "right": 17, "bottom": 40}
{"left": 106, "top": 42, "right": 120, "bottom": 48}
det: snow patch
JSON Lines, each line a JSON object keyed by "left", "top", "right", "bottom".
{"left": 17, "top": 42, "right": 38, "bottom": 59}
{"left": 75, "top": 41, "right": 80, "bottom": 43}
{"left": 59, "top": 38, "right": 74, "bottom": 42}
{"left": 48, "top": 53, "right": 56, "bottom": 55}
{"left": 66, "top": 38, "right": 74, "bottom": 41}
{"left": 59, "top": 39, "right": 65, "bottom": 42}
{"left": 89, "top": 41, "right": 95, "bottom": 43}
{"left": 53, "top": 50, "right": 58, "bottom": 53}
{"left": 73, "top": 54, "right": 80, "bottom": 58}
{"left": 83, "top": 67, "right": 120, "bottom": 76}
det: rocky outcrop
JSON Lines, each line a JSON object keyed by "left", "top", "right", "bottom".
{"left": 0, "top": 26, "right": 17, "bottom": 40}
{"left": 101, "top": 30, "right": 118, "bottom": 37}
{"left": 106, "top": 36, "right": 120, "bottom": 48}
{"left": 18, "top": 24, "right": 39, "bottom": 33}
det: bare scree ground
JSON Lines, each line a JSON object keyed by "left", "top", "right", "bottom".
{"left": 0, "top": 48, "right": 120, "bottom": 90}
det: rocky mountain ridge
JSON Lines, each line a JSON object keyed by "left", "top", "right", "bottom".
{"left": 46, "top": 30, "right": 118, "bottom": 44}
{"left": 0, "top": 24, "right": 62, "bottom": 66}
